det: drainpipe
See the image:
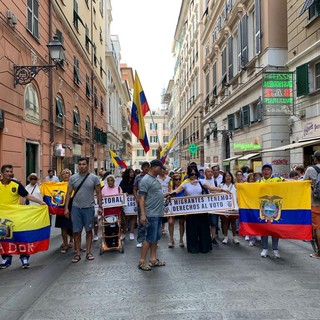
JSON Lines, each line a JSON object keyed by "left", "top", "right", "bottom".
{"left": 48, "top": 0, "right": 54, "bottom": 167}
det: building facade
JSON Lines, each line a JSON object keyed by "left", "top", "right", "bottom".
{"left": 0, "top": 0, "right": 108, "bottom": 179}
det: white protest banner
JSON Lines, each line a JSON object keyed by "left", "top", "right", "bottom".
{"left": 123, "top": 195, "right": 137, "bottom": 215}
{"left": 94, "top": 194, "right": 127, "bottom": 209}
{"left": 164, "top": 194, "right": 234, "bottom": 217}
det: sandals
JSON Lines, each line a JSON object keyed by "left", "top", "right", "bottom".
{"left": 168, "top": 241, "right": 174, "bottom": 248}
{"left": 72, "top": 254, "right": 81, "bottom": 263}
{"left": 60, "top": 245, "right": 68, "bottom": 254}
{"left": 86, "top": 253, "right": 95, "bottom": 261}
{"left": 138, "top": 261, "right": 151, "bottom": 271}
{"left": 179, "top": 241, "right": 185, "bottom": 248}
{"left": 310, "top": 253, "right": 320, "bottom": 259}
{"left": 149, "top": 259, "right": 166, "bottom": 267}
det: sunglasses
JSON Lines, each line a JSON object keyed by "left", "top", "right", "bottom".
{"left": 173, "top": 178, "right": 181, "bottom": 181}
{"left": 30, "top": 178, "right": 38, "bottom": 180}
{"left": 190, "top": 173, "right": 197, "bottom": 176}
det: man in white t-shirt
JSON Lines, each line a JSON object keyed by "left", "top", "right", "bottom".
{"left": 212, "top": 165, "right": 223, "bottom": 186}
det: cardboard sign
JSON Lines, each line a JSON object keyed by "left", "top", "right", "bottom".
{"left": 122, "top": 195, "right": 138, "bottom": 215}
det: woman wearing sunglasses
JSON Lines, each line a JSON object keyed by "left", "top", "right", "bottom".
{"left": 168, "top": 173, "right": 185, "bottom": 248}
{"left": 171, "top": 165, "right": 230, "bottom": 254}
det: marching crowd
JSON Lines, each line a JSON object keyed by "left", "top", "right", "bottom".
{"left": 1, "top": 150, "right": 320, "bottom": 271}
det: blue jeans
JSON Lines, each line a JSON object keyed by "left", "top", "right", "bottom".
{"left": 137, "top": 206, "right": 146, "bottom": 243}
{"left": 261, "top": 236, "right": 279, "bottom": 250}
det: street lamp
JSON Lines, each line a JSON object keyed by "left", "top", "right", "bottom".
{"left": 13, "top": 36, "right": 65, "bottom": 87}
{"left": 208, "top": 118, "right": 232, "bottom": 139}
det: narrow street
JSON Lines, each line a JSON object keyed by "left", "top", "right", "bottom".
{"left": 1, "top": 218, "right": 319, "bottom": 320}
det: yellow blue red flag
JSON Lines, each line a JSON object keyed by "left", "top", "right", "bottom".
{"left": 40, "top": 182, "right": 68, "bottom": 216}
{"left": 130, "top": 71, "right": 150, "bottom": 152}
{"left": 160, "top": 134, "right": 177, "bottom": 164}
{"left": 109, "top": 149, "right": 127, "bottom": 169}
{"left": 0, "top": 205, "right": 50, "bottom": 255}
{"left": 237, "top": 181, "right": 312, "bottom": 240}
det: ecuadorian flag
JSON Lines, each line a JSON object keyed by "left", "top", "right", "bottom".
{"left": 0, "top": 205, "right": 50, "bottom": 255}
{"left": 40, "top": 182, "right": 68, "bottom": 216}
{"left": 237, "top": 181, "right": 312, "bottom": 240}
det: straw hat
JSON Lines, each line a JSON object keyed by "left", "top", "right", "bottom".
{"left": 27, "top": 173, "right": 39, "bottom": 181}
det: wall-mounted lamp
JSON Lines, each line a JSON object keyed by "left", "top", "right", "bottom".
{"left": 13, "top": 35, "right": 65, "bottom": 87}
{"left": 208, "top": 118, "right": 233, "bottom": 139}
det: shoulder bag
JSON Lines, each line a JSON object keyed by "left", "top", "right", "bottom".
{"left": 68, "top": 173, "right": 90, "bottom": 211}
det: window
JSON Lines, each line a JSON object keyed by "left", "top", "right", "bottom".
{"left": 137, "top": 150, "right": 145, "bottom": 157}
{"left": 55, "top": 96, "right": 65, "bottom": 127}
{"left": 85, "top": 116, "right": 91, "bottom": 138}
{"left": 241, "top": 14, "right": 249, "bottom": 67}
{"left": 150, "top": 123, "right": 158, "bottom": 130}
{"left": 86, "top": 75, "right": 92, "bottom": 98}
{"left": 315, "top": 62, "right": 320, "bottom": 90}
{"left": 74, "top": 56, "right": 81, "bottom": 85}
{"left": 73, "top": 108, "right": 80, "bottom": 134}
{"left": 27, "top": 0, "right": 39, "bottom": 39}
{"left": 228, "top": 37, "right": 234, "bottom": 80}
{"left": 152, "top": 150, "right": 157, "bottom": 157}
{"left": 221, "top": 47, "right": 227, "bottom": 79}
{"left": 94, "top": 86, "right": 98, "bottom": 108}
{"left": 163, "top": 123, "right": 169, "bottom": 130}
{"left": 242, "top": 105, "right": 250, "bottom": 126}
{"left": 255, "top": 0, "right": 261, "bottom": 55}
{"left": 309, "top": 0, "right": 320, "bottom": 20}
{"left": 150, "top": 136, "right": 158, "bottom": 143}
{"left": 73, "top": 0, "right": 84, "bottom": 31}
{"left": 212, "top": 62, "right": 217, "bottom": 95}
{"left": 205, "top": 72, "right": 210, "bottom": 97}
{"left": 228, "top": 114, "right": 235, "bottom": 131}
{"left": 163, "top": 136, "right": 169, "bottom": 143}
{"left": 85, "top": 24, "right": 90, "bottom": 50}
{"left": 296, "top": 64, "right": 309, "bottom": 96}
{"left": 25, "top": 83, "right": 40, "bottom": 121}
{"left": 100, "top": 96, "right": 104, "bottom": 114}
{"left": 99, "top": 0, "right": 104, "bottom": 16}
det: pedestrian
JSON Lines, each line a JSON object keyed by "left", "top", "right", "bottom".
{"left": 200, "top": 167, "right": 219, "bottom": 247}
{"left": 212, "top": 164, "right": 223, "bottom": 186}
{"left": 235, "top": 170, "right": 244, "bottom": 183}
{"left": 119, "top": 168, "right": 136, "bottom": 241}
{"left": 259, "top": 163, "right": 285, "bottom": 259}
{"left": 138, "top": 159, "right": 167, "bottom": 271}
{"left": 167, "top": 173, "right": 185, "bottom": 248}
{"left": 55, "top": 169, "right": 74, "bottom": 254}
{"left": 304, "top": 151, "right": 320, "bottom": 258}
{"left": 157, "top": 168, "right": 171, "bottom": 235}
{"left": 44, "top": 169, "right": 59, "bottom": 182}
{"left": 25, "top": 173, "right": 43, "bottom": 205}
{"left": 0, "top": 164, "right": 46, "bottom": 269}
{"left": 64, "top": 157, "right": 103, "bottom": 263}
{"left": 171, "top": 165, "right": 231, "bottom": 254}
{"left": 133, "top": 161, "right": 150, "bottom": 248}
{"left": 295, "top": 165, "right": 305, "bottom": 180}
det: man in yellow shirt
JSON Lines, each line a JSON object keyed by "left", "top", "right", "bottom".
{"left": 0, "top": 164, "right": 46, "bottom": 269}
{"left": 259, "top": 163, "right": 284, "bottom": 259}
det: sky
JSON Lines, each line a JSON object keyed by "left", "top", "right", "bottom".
{"left": 111, "top": 0, "right": 182, "bottom": 110}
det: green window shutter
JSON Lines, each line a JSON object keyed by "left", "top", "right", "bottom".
{"left": 296, "top": 64, "right": 309, "bottom": 97}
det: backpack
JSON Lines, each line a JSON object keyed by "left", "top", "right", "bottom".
{"left": 312, "top": 166, "right": 320, "bottom": 199}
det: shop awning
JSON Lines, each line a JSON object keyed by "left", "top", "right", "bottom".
{"left": 238, "top": 153, "right": 260, "bottom": 160}
{"left": 299, "top": 0, "right": 314, "bottom": 17}
{"left": 260, "top": 139, "right": 320, "bottom": 153}
{"left": 222, "top": 155, "right": 242, "bottom": 163}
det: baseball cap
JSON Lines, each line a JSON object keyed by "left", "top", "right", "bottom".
{"left": 313, "top": 150, "right": 320, "bottom": 160}
{"left": 262, "top": 163, "right": 272, "bottom": 170}
{"left": 150, "top": 159, "right": 166, "bottom": 170}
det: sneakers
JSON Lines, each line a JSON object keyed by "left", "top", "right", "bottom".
{"left": 129, "top": 233, "right": 135, "bottom": 241}
{"left": 245, "top": 236, "right": 250, "bottom": 241}
{"left": 0, "top": 257, "right": 12, "bottom": 269}
{"left": 222, "top": 237, "right": 228, "bottom": 244}
{"left": 120, "top": 234, "right": 126, "bottom": 241}
{"left": 261, "top": 249, "right": 269, "bottom": 258}
{"left": 21, "top": 257, "right": 30, "bottom": 269}
{"left": 248, "top": 241, "right": 255, "bottom": 247}
{"left": 273, "top": 250, "right": 281, "bottom": 259}
{"left": 212, "top": 238, "right": 219, "bottom": 247}
{"left": 136, "top": 242, "right": 142, "bottom": 248}
{"left": 93, "top": 234, "right": 99, "bottom": 241}
{"left": 233, "top": 237, "right": 240, "bottom": 244}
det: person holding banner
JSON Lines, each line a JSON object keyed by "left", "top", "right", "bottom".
{"left": 171, "top": 165, "right": 231, "bottom": 254}
{"left": 119, "top": 168, "right": 136, "bottom": 241}
{"left": 0, "top": 164, "right": 47, "bottom": 269}
{"left": 168, "top": 173, "right": 185, "bottom": 248}
{"left": 259, "top": 163, "right": 284, "bottom": 259}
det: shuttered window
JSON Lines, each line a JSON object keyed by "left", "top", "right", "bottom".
{"left": 296, "top": 64, "right": 309, "bottom": 97}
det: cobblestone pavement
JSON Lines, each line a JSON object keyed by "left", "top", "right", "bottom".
{"left": 1, "top": 218, "right": 320, "bottom": 320}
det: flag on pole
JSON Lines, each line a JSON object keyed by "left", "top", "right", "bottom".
{"left": 237, "top": 181, "right": 312, "bottom": 240}
{"left": 131, "top": 71, "right": 150, "bottom": 152}
{"left": 160, "top": 134, "right": 177, "bottom": 164}
{"left": 109, "top": 149, "right": 127, "bottom": 169}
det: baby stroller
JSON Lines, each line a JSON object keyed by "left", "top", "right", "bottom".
{"left": 100, "top": 207, "right": 124, "bottom": 255}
